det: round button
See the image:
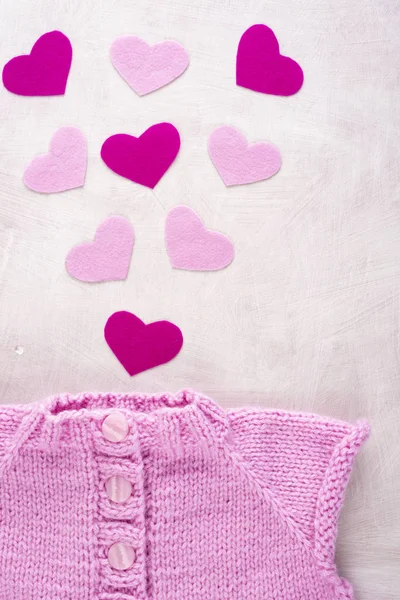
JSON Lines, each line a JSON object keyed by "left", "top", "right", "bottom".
{"left": 108, "top": 542, "right": 136, "bottom": 570}
{"left": 102, "top": 412, "right": 129, "bottom": 442}
{"left": 106, "top": 475, "right": 132, "bottom": 503}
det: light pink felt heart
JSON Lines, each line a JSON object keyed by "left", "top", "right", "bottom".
{"left": 24, "top": 127, "right": 87, "bottom": 193}
{"left": 165, "top": 206, "right": 234, "bottom": 271}
{"left": 110, "top": 35, "right": 189, "bottom": 96}
{"left": 208, "top": 125, "right": 281, "bottom": 186}
{"left": 66, "top": 216, "right": 134, "bottom": 282}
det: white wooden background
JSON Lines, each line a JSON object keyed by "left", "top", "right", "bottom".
{"left": 0, "top": 0, "right": 399, "bottom": 597}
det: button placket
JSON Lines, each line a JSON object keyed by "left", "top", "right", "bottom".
{"left": 98, "top": 522, "right": 145, "bottom": 590}
{"left": 97, "top": 458, "right": 143, "bottom": 522}
{"left": 93, "top": 412, "right": 147, "bottom": 599}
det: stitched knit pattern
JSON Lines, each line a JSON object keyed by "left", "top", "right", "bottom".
{"left": 0, "top": 390, "right": 369, "bottom": 600}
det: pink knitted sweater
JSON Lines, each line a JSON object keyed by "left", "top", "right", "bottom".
{"left": 0, "top": 390, "right": 369, "bottom": 600}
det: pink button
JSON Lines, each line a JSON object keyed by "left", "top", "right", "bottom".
{"left": 108, "top": 542, "right": 136, "bottom": 570}
{"left": 102, "top": 412, "right": 129, "bottom": 442}
{"left": 106, "top": 475, "right": 132, "bottom": 503}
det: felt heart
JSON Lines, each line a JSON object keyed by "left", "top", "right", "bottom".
{"left": 236, "top": 24, "right": 304, "bottom": 96}
{"left": 23, "top": 127, "right": 87, "bottom": 193}
{"left": 2, "top": 30, "right": 72, "bottom": 96}
{"left": 65, "top": 216, "right": 134, "bottom": 282}
{"left": 165, "top": 206, "right": 234, "bottom": 271}
{"left": 101, "top": 123, "right": 180, "bottom": 189}
{"left": 104, "top": 311, "right": 183, "bottom": 376}
{"left": 110, "top": 35, "right": 189, "bottom": 96}
{"left": 208, "top": 125, "right": 281, "bottom": 186}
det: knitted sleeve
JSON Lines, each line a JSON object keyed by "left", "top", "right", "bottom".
{"left": 0, "top": 406, "right": 21, "bottom": 459}
{"left": 0, "top": 404, "right": 41, "bottom": 478}
{"left": 227, "top": 408, "right": 369, "bottom": 562}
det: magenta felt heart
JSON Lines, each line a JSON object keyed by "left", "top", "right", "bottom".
{"left": 236, "top": 24, "right": 304, "bottom": 96}
{"left": 101, "top": 123, "right": 180, "bottom": 189}
{"left": 104, "top": 311, "right": 183, "bottom": 376}
{"left": 66, "top": 216, "right": 134, "bottom": 282}
{"left": 165, "top": 206, "right": 234, "bottom": 271}
{"left": 2, "top": 30, "right": 72, "bottom": 96}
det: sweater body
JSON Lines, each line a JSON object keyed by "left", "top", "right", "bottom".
{"left": 0, "top": 391, "right": 369, "bottom": 600}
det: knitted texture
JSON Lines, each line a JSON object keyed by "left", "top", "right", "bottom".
{"left": 0, "top": 390, "right": 369, "bottom": 600}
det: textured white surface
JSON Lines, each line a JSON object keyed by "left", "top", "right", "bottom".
{"left": 0, "top": 0, "right": 399, "bottom": 597}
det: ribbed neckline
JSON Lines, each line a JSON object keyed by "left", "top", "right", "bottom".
{"left": 46, "top": 389, "right": 199, "bottom": 416}
{"left": 37, "top": 389, "right": 231, "bottom": 451}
